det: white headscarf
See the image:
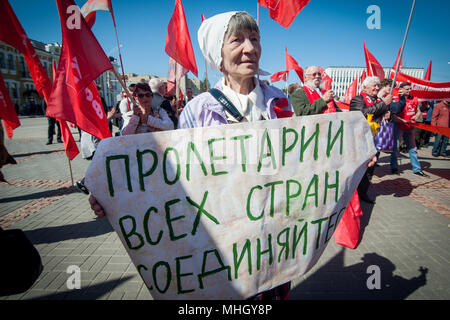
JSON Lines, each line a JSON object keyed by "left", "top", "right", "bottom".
{"left": 198, "top": 11, "right": 238, "bottom": 72}
{"left": 198, "top": 11, "right": 270, "bottom": 75}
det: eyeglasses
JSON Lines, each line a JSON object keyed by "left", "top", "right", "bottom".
{"left": 307, "top": 72, "right": 321, "bottom": 77}
{"left": 136, "top": 93, "right": 153, "bottom": 98}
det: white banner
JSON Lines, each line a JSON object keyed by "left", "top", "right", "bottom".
{"left": 85, "top": 111, "right": 376, "bottom": 299}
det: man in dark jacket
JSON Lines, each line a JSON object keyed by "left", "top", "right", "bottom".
{"left": 350, "top": 76, "right": 392, "bottom": 204}
{"left": 389, "top": 82, "right": 429, "bottom": 177}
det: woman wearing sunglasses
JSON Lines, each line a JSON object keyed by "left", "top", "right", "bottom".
{"left": 121, "top": 82, "right": 174, "bottom": 135}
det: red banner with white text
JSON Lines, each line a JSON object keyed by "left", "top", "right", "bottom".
{"left": 395, "top": 72, "right": 450, "bottom": 101}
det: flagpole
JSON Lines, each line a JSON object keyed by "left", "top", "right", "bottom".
{"left": 390, "top": 0, "right": 416, "bottom": 95}
{"left": 257, "top": 1, "right": 260, "bottom": 27}
{"left": 109, "top": 10, "right": 131, "bottom": 112}
{"left": 67, "top": 157, "right": 74, "bottom": 186}
{"left": 204, "top": 59, "right": 209, "bottom": 91}
{"left": 285, "top": 71, "right": 289, "bottom": 96}
{"left": 111, "top": 67, "right": 136, "bottom": 105}
{"left": 175, "top": 62, "right": 180, "bottom": 117}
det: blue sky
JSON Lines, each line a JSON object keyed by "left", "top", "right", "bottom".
{"left": 9, "top": 0, "right": 450, "bottom": 88}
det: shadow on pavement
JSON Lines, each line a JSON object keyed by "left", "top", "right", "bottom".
{"left": 370, "top": 177, "right": 414, "bottom": 197}
{"left": 291, "top": 249, "right": 428, "bottom": 299}
{"left": 31, "top": 276, "right": 134, "bottom": 300}
{"left": 0, "top": 186, "right": 78, "bottom": 203}
{"left": 421, "top": 168, "right": 450, "bottom": 180}
{"left": 11, "top": 149, "right": 65, "bottom": 159}
{"left": 24, "top": 219, "right": 114, "bottom": 244}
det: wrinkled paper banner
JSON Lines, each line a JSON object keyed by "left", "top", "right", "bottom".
{"left": 85, "top": 111, "right": 376, "bottom": 299}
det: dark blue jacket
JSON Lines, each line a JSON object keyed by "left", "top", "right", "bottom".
{"left": 389, "top": 96, "right": 407, "bottom": 115}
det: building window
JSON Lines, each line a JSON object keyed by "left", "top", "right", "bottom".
{"left": 10, "top": 82, "right": 18, "bottom": 99}
{"left": 19, "top": 56, "right": 27, "bottom": 77}
{"left": 0, "top": 52, "right": 5, "bottom": 69}
{"left": 7, "top": 54, "right": 15, "bottom": 71}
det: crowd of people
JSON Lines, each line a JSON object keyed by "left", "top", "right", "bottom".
{"left": 35, "top": 10, "right": 448, "bottom": 300}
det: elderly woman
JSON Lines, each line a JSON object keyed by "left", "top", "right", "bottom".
{"left": 178, "top": 11, "right": 290, "bottom": 129}
{"left": 91, "top": 11, "right": 291, "bottom": 300}
{"left": 178, "top": 11, "right": 291, "bottom": 300}
{"left": 121, "top": 82, "right": 173, "bottom": 135}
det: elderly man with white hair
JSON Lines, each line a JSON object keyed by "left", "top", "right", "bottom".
{"left": 350, "top": 76, "right": 392, "bottom": 204}
{"left": 291, "top": 65, "right": 340, "bottom": 116}
{"left": 350, "top": 76, "right": 392, "bottom": 119}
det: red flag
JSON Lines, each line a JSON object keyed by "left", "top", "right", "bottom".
{"left": 270, "top": 70, "right": 289, "bottom": 83}
{"left": 51, "top": 61, "right": 79, "bottom": 160}
{"left": 335, "top": 101, "right": 350, "bottom": 111}
{"left": 46, "top": 0, "right": 113, "bottom": 140}
{"left": 395, "top": 72, "right": 450, "bottom": 101}
{"left": 0, "top": 73, "right": 20, "bottom": 139}
{"left": 165, "top": 0, "right": 198, "bottom": 77}
{"left": 319, "top": 67, "right": 332, "bottom": 91}
{"left": 201, "top": 14, "right": 206, "bottom": 22}
{"left": 344, "top": 76, "right": 358, "bottom": 104}
{"left": 389, "top": 47, "right": 403, "bottom": 79}
{"left": 259, "top": 0, "right": 310, "bottom": 29}
{"left": 167, "top": 57, "right": 189, "bottom": 96}
{"left": 424, "top": 60, "right": 432, "bottom": 81}
{"left": 285, "top": 47, "right": 304, "bottom": 82}
{"left": 334, "top": 191, "right": 363, "bottom": 249}
{"left": 363, "top": 41, "right": 385, "bottom": 81}
{"left": 0, "top": 0, "right": 53, "bottom": 102}
{"left": 360, "top": 70, "right": 366, "bottom": 85}
{"left": 80, "top": 0, "right": 114, "bottom": 28}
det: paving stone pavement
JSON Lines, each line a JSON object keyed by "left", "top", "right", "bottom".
{"left": 1, "top": 116, "right": 449, "bottom": 300}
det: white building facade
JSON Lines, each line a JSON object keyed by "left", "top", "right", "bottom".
{"left": 324, "top": 66, "right": 424, "bottom": 98}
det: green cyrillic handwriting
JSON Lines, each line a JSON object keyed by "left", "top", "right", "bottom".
{"left": 264, "top": 180, "right": 283, "bottom": 217}
{"left": 143, "top": 207, "right": 163, "bottom": 245}
{"left": 302, "top": 174, "right": 319, "bottom": 210}
{"left": 230, "top": 134, "right": 253, "bottom": 172}
{"left": 186, "top": 141, "right": 208, "bottom": 181}
{"left": 233, "top": 239, "right": 252, "bottom": 279}
{"left": 198, "top": 249, "right": 231, "bottom": 289}
{"left": 292, "top": 222, "right": 308, "bottom": 258}
{"left": 257, "top": 129, "right": 277, "bottom": 172}
{"left": 286, "top": 179, "right": 301, "bottom": 217}
{"left": 152, "top": 261, "right": 171, "bottom": 294}
{"left": 119, "top": 215, "right": 144, "bottom": 250}
{"left": 311, "top": 217, "right": 329, "bottom": 250}
{"left": 300, "top": 123, "right": 319, "bottom": 162}
{"left": 246, "top": 185, "right": 264, "bottom": 221}
{"left": 324, "top": 170, "right": 339, "bottom": 204}
{"left": 175, "top": 255, "right": 195, "bottom": 294}
{"left": 163, "top": 147, "right": 181, "bottom": 185}
{"left": 137, "top": 149, "right": 158, "bottom": 191}
{"left": 186, "top": 191, "right": 219, "bottom": 236}
{"left": 327, "top": 120, "right": 344, "bottom": 157}
{"left": 106, "top": 155, "right": 132, "bottom": 197}
{"left": 165, "top": 199, "right": 187, "bottom": 241}
{"left": 256, "top": 234, "right": 273, "bottom": 271}
{"left": 277, "top": 227, "right": 290, "bottom": 262}
{"left": 208, "top": 137, "right": 228, "bottom": 176}
{"left": 282, "top": 127, "right": 299, "bottom": 166}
